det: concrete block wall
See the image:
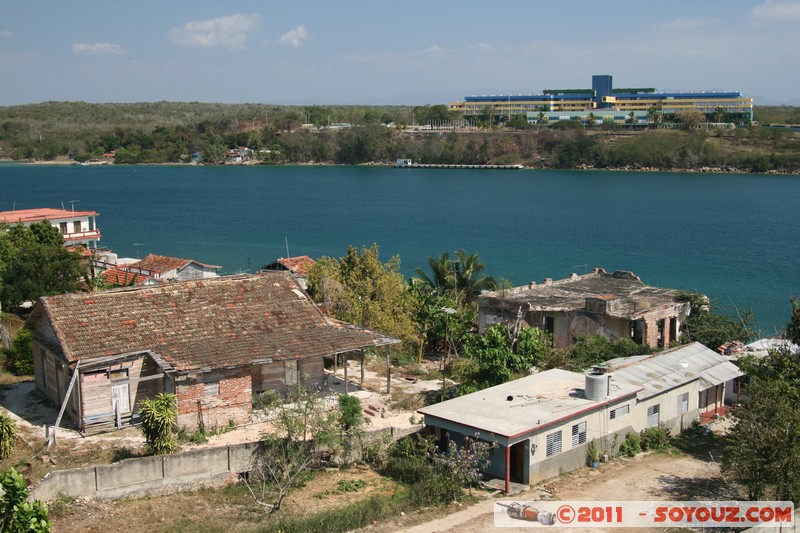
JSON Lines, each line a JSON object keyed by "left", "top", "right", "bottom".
{"left": 29, "top": 426, "right": 417, "bottom": 502}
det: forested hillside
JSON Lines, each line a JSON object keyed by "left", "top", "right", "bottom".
{"left": 0, "top": 102, "right": 798, "bottom": 172}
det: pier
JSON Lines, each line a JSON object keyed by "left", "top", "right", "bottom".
{"left": 395, "top": 159, "right": 523, "bottom": 170}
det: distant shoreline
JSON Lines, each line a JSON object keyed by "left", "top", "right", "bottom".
{"left": 2, "top": 157, "right": 799, "bottom": 175}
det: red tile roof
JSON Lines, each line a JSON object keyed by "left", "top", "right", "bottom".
{"left": 32, "top": 273, "right": 398, "bottom": 372}
{"left": 261, "top": 256, "right": 316, "bottom": 276}
{"left": 0, "top": 208, "right": 99, "bottom": 224}
{"left": 101, "top": 269, "right": 151, "bottom": 286}
{"left": 129, "top": 254, "right": 222, "bottom": 274}
{"left": 277, "top": 256, "right": 315, "bottom": 276}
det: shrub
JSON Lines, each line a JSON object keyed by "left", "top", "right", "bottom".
{"left": 0, "top": 412, "right": 18, "bottom": 459}
{"left": 6, "top": 329, "right": 33, "bottom": 376}
{"left": 338, "top": 394, "right": 364, "bottom": 432}
{"left": 586, "top": 439, "right": 599, "bottom": 466}
{"left": 640, "top": 426, "right": 671, "bottom": 451}
{"left": 618, "top": 432, "right": 642, "bottom": 457}
{"left": 139, "top": 393, "right": 178, "bottom": 455}
{"left": 0, "top": 468, "right": 50, "bottom": 532}
{"left": 383, "top": 435, "right": 434, "bottom": 485}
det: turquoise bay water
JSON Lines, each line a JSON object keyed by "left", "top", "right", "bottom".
{"left": 1, "top": 164, "right": 798, "bottom": 334}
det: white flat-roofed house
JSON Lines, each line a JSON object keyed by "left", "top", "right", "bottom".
{"left": 418, "top": 342, "right": 741, "bottom": 493}
{"left": 0, "top": 207, "right": 101, "bottom": 248}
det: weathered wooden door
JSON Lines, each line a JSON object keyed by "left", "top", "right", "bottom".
{"left": 111, "top": 383, "right": 131, "bottom": 413}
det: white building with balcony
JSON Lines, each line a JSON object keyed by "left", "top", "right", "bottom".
{"left": 0, "top": 207, "right": 101, "bottom": 248}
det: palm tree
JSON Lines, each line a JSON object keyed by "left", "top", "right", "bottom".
{"left": 453, "top": 250, "right": 497, "bottom": 302}
{"left": 646, "top": 105, "right": 661, "bottom": 129}
{"left": 414, "top": 252, "right": 456, "bottom": 293}
{"left": 414, "top": 250, "right": 497, "bottom": 302}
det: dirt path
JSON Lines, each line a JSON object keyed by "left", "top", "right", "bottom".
{"left": 393, "top": 449, "right": 736, "bottom": 533}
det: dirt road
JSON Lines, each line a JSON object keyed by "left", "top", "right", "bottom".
{"left": 394, "top": 449, "right": 737, "bottom": 533}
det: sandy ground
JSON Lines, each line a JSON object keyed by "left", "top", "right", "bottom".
{"left": 393, "top": 420, "right": 739, "bottom": 533}
{"left": 0, "top": 359, "right": 439, "bottom": 453}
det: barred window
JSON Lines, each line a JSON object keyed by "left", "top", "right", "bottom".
{"left": 647, "top": 404, "right": 661, "bottom": 427}
{"left": 545, "top": 431, "right": 562, "bottom": 457}
{"left": 677, "top": 392, "right": 689, "bottom": 414}
{"left": 610, "top": 404, "right": 629, "bottom": 420}
{"left": 572, "top": 421, "right": 587, "bottom": 447}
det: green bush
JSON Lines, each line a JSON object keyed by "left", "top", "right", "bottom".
{"left": 383, "top": 435, "right": 433, "bottom": 485}
{"left": 6, "top": 329, "right": 33, "bottom": 376}
{"left": 0, "top": 468, "right": 50, "bottom": 532}
{"left": 0, "top": 412, "right": 18, "bottom": 459}
{"left": 139, "top": 393, "right": 178, "bottom": 455}
{"left": 640, "top": 426, "right": 671, "bottom": 451}
{"left": 586, "top": 439, "right": 599, "bottom": 466}
{"left": 618, "top": 432, "right": 642, "bottom": 458}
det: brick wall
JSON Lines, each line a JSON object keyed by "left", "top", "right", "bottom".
{"left": 175, "top": 368, "right": 253, "bottom": 430}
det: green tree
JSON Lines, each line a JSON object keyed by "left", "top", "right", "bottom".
{"left": 306, "top": 244, "right": 419, "bottom": 347}
{"left": 0, "top": 468, "right": 50, "bottom": 532}
{"left": 457, "top": 324, "right": 551, "bottom": 393}
{"left": 646, "top": 105, "right": 661, "bottom": 128}
{"left": 5, "top": 329, "right": 33, "bottom": 376}
{"left": 677, "top": 292, "right": 754, "bottom": 350}
{"left": 414, "top": 250, "right": 496, "bottom": 303}
{"left": 139, "top": 393, "right": 178, "bottom": 455}
{"left": 0, "top": 221, "right": 84, "bottom": 312}
{"left": 723, "top": 344, "right": 800, "bottom": 502}
{"left": 787, "top": 296, "right": 800, "bottom": 345}
{"left": 564, "top": 333, "right": 651, "bottom": 372}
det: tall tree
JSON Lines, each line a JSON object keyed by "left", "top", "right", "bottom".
{"left": 306, "top": 244, "right": 419, "bottom": 346}
{"left": 723, "top": 345, "right": 800, "bottom": 502}
{"left": 0, "top": 221, "right": 84, "bottom": 311}
{"left": 414, "top": 250, "right": 496, "bottom": 303}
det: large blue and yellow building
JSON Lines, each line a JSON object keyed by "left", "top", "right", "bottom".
{"left": 450, "top": 75, "right": 753, "bottom": 124}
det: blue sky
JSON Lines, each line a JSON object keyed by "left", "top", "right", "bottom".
{"left": 1, "top": 0, "right": 799, "bottom": 106}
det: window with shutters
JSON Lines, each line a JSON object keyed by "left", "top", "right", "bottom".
{"left": 545, "top": 431, "right": 562, "bottom": 457}
{"left": 647, "top": 404, "right": 660, "bottom": 427}
{"left": 610, "top": 404, "right": 629, "bottom": 420}
{"left": 677, "top": 392, "right": 689, "bottom": 414}
{"left": 205, "top": 381, "right": 219, "bottom": 397}
{"left": 572, "top": 421, "right": 587, "bottom": 447}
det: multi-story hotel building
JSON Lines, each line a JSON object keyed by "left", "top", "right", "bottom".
{"left": 450, "top": 75, "right": 753, "bottom": 124}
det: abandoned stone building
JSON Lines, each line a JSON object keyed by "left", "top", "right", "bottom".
{"left": 477, "top": 268, "right": 691, "bottom": 349}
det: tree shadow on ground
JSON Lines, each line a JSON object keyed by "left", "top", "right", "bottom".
{"left": 670, "top": 426, "right": 728, "bottom": 462}
{"left": 650, "top": 472, "right": 741, "bottom": 501}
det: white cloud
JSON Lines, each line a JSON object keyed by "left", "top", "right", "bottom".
{"left": 658, "top": 17, "right": 715, "bottom": 30}
{"left": 750, "top": 0, "right": 800, "bottom": 20}
{"left": 168, "top": 13, "right": 262, "bottom": 49}
{"left": 72, "top": 42, "right": 125, "bottom": 56}
{"left": 278, "top": 25, "right": 309, "bottom": 48}
{"left": 468, "top": 42, "right": 492, "bottom": 51}
{"left": 0, "top": 30, "right": 14, "bottom": 38}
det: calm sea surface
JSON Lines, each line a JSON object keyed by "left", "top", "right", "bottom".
{"left": 1, "top": 164, "right": 798, "bottom": 334}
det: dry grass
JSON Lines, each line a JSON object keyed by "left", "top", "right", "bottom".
{"left": 50, "top": 465, "right": 400, "bottom": 533}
